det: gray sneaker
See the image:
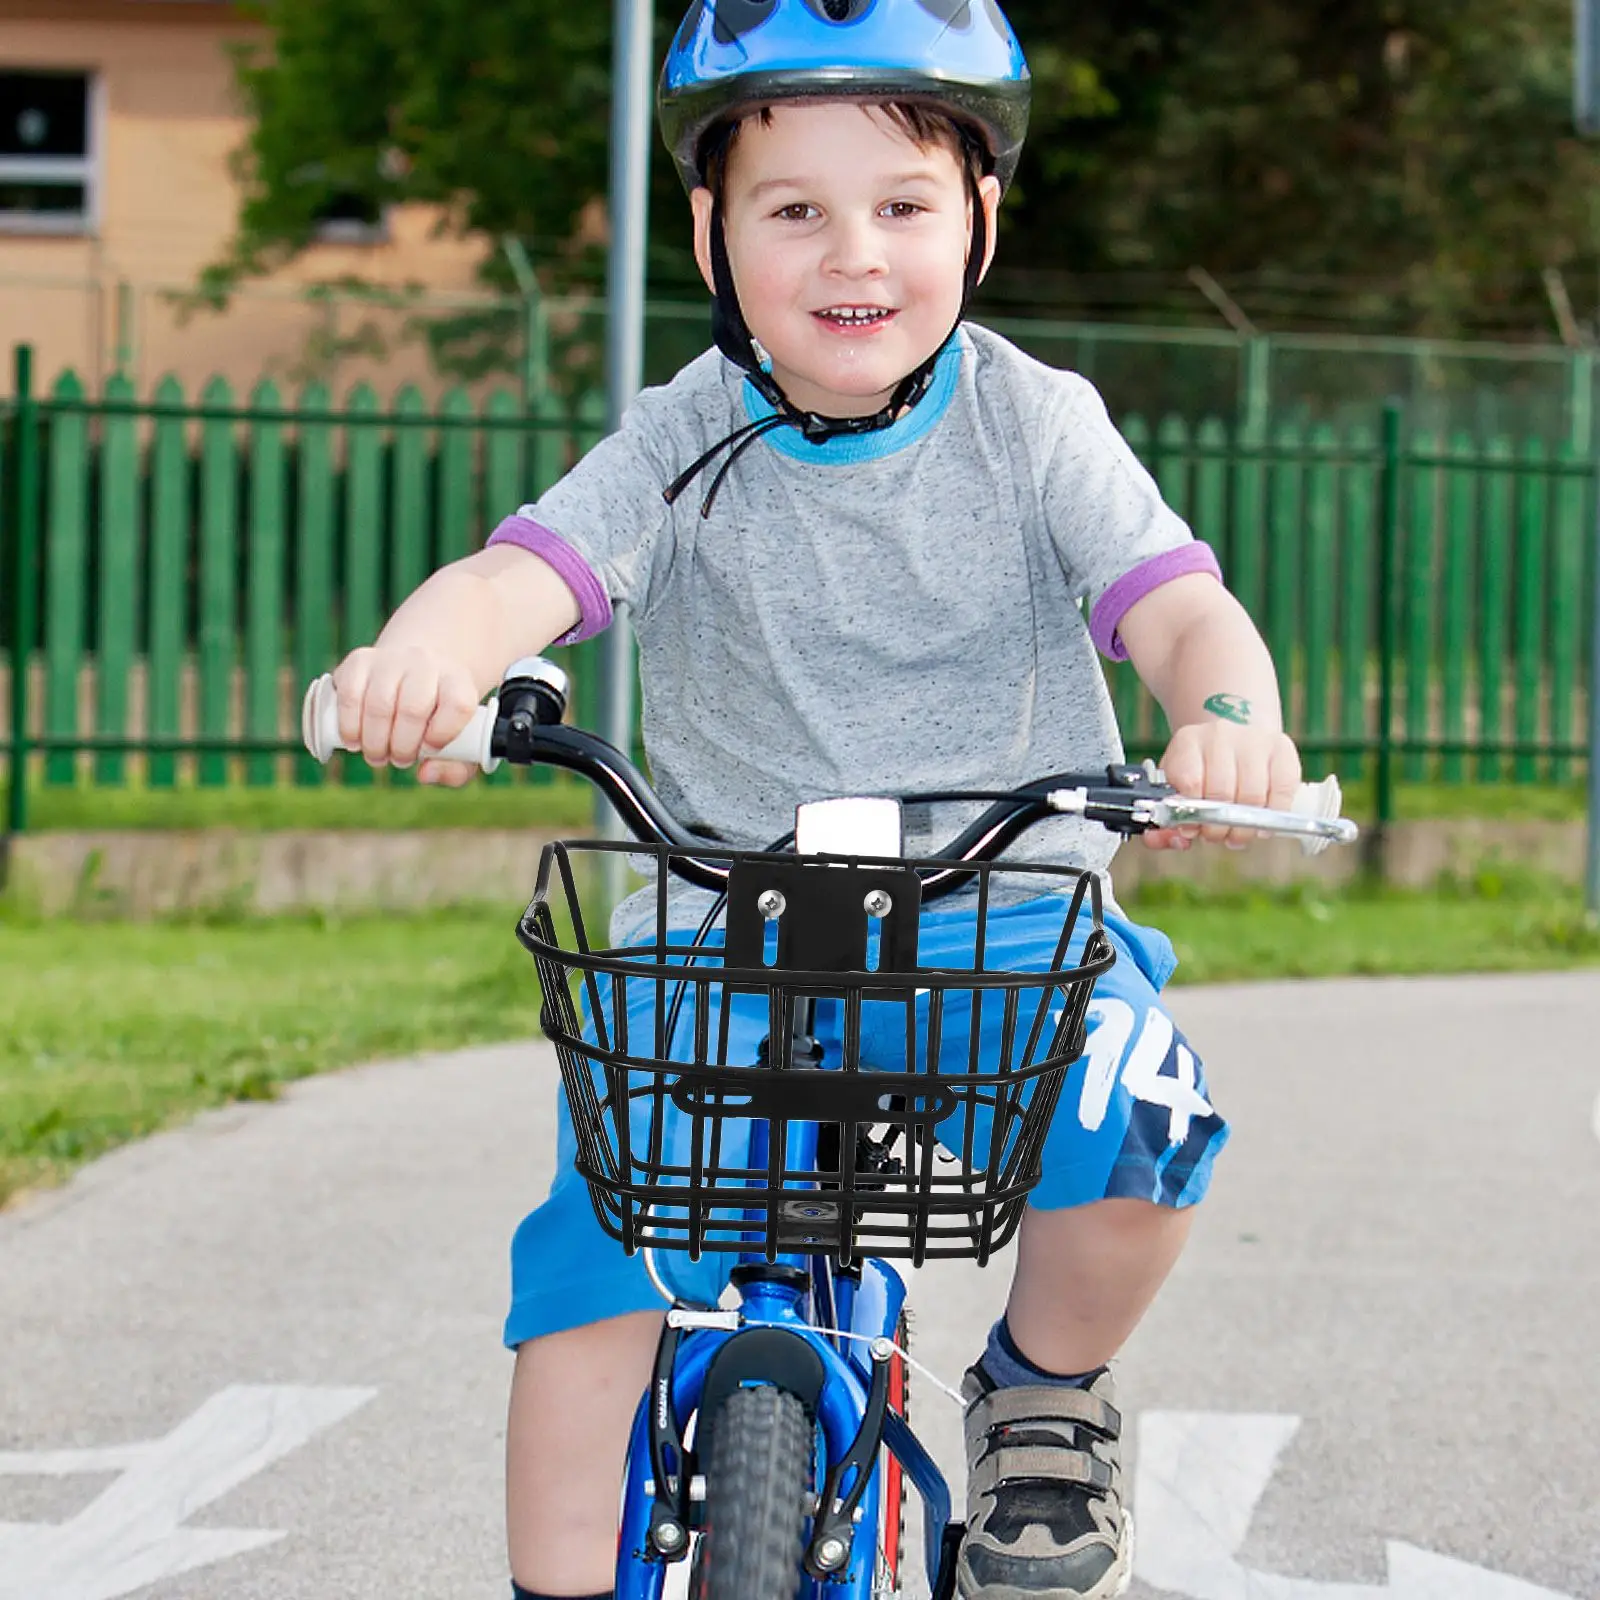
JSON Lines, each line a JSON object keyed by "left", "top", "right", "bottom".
{"left": 957, "top": 1363, "right": 1132, "bottom": 1600}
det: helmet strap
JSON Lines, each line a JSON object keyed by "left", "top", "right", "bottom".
{"left": 963, "top": 166, "right": 989, "bottom": 306}
{"left": 708, "top": 197, "right": 787, "bottom": 410}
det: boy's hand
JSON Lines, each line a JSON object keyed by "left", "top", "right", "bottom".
{"left": 331, "top": 645, "right": 482, "bottom": 787}
{"left": 1142, "top": 721, "right": 1303, "bottom": 850}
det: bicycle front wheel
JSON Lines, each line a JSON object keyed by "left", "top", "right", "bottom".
{"left": 695, "top": 1384, "right": 814, "bottom": 1600}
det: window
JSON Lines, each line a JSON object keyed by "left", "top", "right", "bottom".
{"left": 0, "top": 71, "right": 95, "bottom": 233}
{"left": 313, "top": 190, "right": 386, "bottom": 245}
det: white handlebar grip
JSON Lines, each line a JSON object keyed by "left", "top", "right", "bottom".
{"left": 299, "top": 675, "right": 500, "bottom": 772}
{"left": 301, "top": 674, "right": 342, "bottom": 763}
{"left": 1290, "top": 775, "right": 1345, "bottom": 855}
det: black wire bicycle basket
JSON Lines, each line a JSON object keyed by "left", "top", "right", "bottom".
{"left": 517, "top": 839, "right": 1116, "bottom": 1267}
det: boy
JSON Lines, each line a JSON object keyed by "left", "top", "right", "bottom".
{"left": 329, "top": 4, "right": 1302, "bottom": 1597}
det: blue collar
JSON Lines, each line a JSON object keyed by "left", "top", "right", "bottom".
{"left": 740, "top": 334, "right": 964, "bottom": 466}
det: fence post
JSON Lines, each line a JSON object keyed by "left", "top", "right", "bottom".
{"left": 500, "top": 236, "right": 548, "bottom": 412}
{"left": 1569, "top": 345, "right": 1595, "bottom": 458}
{"left": 1375, "top": 400, "right": 1403, "bottom": 843}
{"left": 1241, "top": 335, "right": 1271, "bottom": 439}
{"left": 5, "top": 344, "right": 39, "bottom": 856}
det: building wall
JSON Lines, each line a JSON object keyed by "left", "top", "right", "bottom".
{"left": 0, "top": 0, "right": 495, "bottom": 397}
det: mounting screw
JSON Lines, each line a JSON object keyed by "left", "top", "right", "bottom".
{"left": 815, "top": 1535, "right": 849, "bottom": 1571}
{"left": 758, "top": 889, "right": 786, "bottom": 920}
{"left": 863, "top": 890, "right": 892, "bottom": 918}
{"left": 870, "top": 1336, "right": 896, "bottom": 1362}
{"left": 653, "top": 1519, "right": 686, "bottom": 1553}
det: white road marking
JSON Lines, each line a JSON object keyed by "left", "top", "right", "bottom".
{"left": 1134, "top": 1411, "right": 1574, "bottom": 1599}
{"left": 0, "top": 1445, "right": 151, "bottom": 1476}
{"left": 0, "top": 1384, "right": 376, "bottom": 1600}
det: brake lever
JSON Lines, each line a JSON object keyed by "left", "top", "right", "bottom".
{"left": 1046, "top": 767, "right": 1359, "bottom": 856}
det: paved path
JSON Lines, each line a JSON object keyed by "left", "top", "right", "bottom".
{"left": 1, "top": 971, "right": 1596, "bottom": 1599}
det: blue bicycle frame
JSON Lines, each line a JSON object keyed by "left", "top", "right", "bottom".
{"left": 612, "top": 999, "right": 963, "bottom": 1600}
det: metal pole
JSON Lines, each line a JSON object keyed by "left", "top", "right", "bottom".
{"left": 501, "top": 237, "right": 548, "bottom": 414}
{"left": 1578, "top": 0, "right": 1600, "bottom": 134}
{"left": 1240, "top": 334, "right": 1270, "bottom": 441}
{"left": 114, "top": 279, "right": 135, "bottom": 378}
{"left": 4, "top": 345, "right": 39, "bottom": 869}
{"left": 598, "top": 0, "right": 654, "bottom": 906}
{"left": 1373, "top": 401, "right": 1403, "bottom": 868}
{"left": 1570, "top": 345, "right": 1595, "bottom": 459}
{"left": 1576, "top": 0, "right": 1600, "bottom": 917}
{"left": 1587, "top": 455, "right": 1600, "bottom": 922}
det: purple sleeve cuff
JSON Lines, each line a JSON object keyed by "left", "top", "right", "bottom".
{"left": 1089, "top": 542, "right": 1224, "bottom": 662}
{"left": 486, "top": 515, "right": 614, "bottom": 645}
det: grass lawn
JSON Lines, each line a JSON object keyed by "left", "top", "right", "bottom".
{"left": 2, "top": 873, "right": 1596, "bottom": 1211}
{"left": 1126, "top": 873, "right": 1600, "bottom": 983}
{"left": 18, "top": 772, "right": 1589, "bottom": 830}
{"left": 1330, "top": 775, "right": 1587, "bottom": 823}
{"left": 0, "top": 907, "right": 545, "bottom": 1209}
{"left": 25, "top": 770, "right": 594, "bottom": 832}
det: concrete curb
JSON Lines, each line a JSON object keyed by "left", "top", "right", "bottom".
{"left": 6, "top": 828, "right": 568, "bottom": 917}
{"left": 1112, "top": 816, "right": 1587, "bottom": 894}
{"left": 2, "top": 818, "right": 1586, "bottom": 918}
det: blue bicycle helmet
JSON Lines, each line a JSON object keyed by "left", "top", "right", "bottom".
{"left": 659, "top": 0, "right": 1031, "bottom": 195}
{"left": 656, "top": 0, "right": 1032, "bottom": 518}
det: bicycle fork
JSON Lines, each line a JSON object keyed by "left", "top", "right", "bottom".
{"left": 613, "top": 1263, "right": 963, "bottom": 1599}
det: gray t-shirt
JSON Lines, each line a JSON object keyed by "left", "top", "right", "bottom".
{"left": 489, "top": 323, "right": 1218, "bottom": 892}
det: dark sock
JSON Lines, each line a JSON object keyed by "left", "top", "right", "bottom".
{"left": 511, "top": 1586, "right": 612, "bottom": 1600}
{"left": 979, "top": 1316, "right": 1105, "bottom": 1390}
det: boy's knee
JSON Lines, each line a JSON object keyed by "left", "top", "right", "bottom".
{"left": 512, "top": 1309, "right": 661, "bottom": 1363}
{"left": 1019, "top": 1194, "right": 1197, "bottom": 1263}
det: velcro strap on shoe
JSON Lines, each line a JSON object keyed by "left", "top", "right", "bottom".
{"left": 969, "top": 1445, "right": 1115, "bottom": 1499}
{"left": 967, "top": 1385, "right": 1121, "bottom": 1441}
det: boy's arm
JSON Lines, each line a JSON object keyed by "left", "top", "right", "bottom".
{"left": 333, "top": 544, "right": 582, "bottom": 785}
{"left": 373, "top": 544, "right": 580, "bottom": 694}
{"left": 1115, "top": 573, "right": 1302, "bottom": 848}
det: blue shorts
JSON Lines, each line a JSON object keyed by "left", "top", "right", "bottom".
{"left": 504, "top": 893, "right": 1227, "bottom": 1347}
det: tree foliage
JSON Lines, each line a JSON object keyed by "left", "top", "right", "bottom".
{"left": 996, "top": 0, "right": 1600, "bottom": 333}
{"left": 209, "top": 0, "right": 614, "bottom": 296}
{"left": 211, "top": 0, "right": 1600, "bottom": 338}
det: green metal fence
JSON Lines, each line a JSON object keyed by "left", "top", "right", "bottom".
{"left": 0, "top": 345, "right": 614, "bottom": 835}
{"left": 1111, "top": 406, "right": 1596, "bottom": 816}
{"left": 18, "top": 268, "right": 1597, "bottom": 447}
{"left": 2, "top": 345, "right": 1595, "bottom": 841}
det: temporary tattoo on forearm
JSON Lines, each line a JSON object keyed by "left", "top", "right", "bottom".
{"left": 1204, "top": 693, "right": 1254, "bottom": 726}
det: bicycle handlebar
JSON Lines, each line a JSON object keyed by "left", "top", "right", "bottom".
{"left": 301, "top": 658, "right": 1359, "bottom": 892}
{"left": 300, "top": 660, "right": 555, "bottom": 774}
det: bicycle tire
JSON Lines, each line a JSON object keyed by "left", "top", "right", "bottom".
{"left": 695, "top": 1384, "right": 814, "bottom": 1600}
